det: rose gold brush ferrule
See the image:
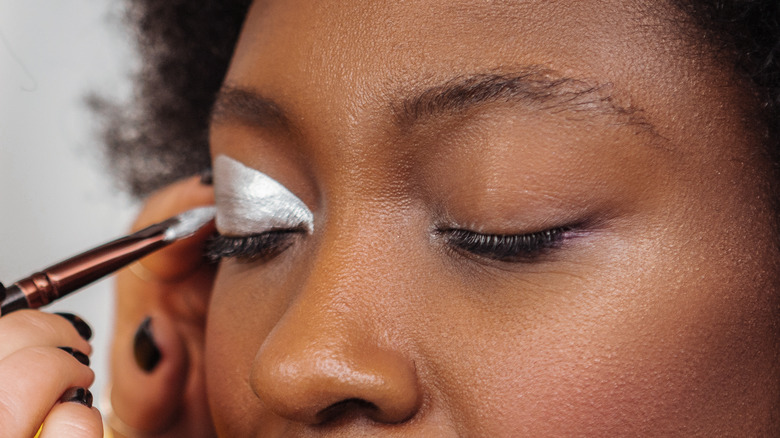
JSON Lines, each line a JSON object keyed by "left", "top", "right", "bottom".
{"left": 0, "top": 220, "right": 173, "bottom": 316}
{"left": 0, "top": 206, "right": 216, "bottom": 316}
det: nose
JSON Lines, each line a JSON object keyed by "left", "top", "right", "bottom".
{"left": 249, "top": 274, "right": 421, "bottom": 425}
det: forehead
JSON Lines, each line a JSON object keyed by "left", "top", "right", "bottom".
{"left": 223, "top": 0, "right": 748, "bottom": 164}
{"left": 229, "top": 0, "right": 688, "bottom": 95}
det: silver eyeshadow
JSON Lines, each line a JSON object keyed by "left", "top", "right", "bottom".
{"left": 214, "top": 155, "right": 314, "bottom": 235}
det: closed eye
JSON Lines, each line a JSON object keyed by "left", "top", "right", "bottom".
{"left": 208, "top": 226, "right": 572, "bottom": 263}
{"left": 206, "top": 230, "right": 303, "bottom": 262}
{"left": 439, "top": 227, "right": 570, "bottom": 263}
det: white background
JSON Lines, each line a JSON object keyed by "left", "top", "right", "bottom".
{"left": 1, "top": 0, "right": 139, "bottom": 407}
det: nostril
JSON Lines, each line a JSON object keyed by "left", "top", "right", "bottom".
{"left": 315, "top": 398, "right": 379, "bottom": 424}
{"left": 249, "top": 296, "right": 422, "bottom": 425}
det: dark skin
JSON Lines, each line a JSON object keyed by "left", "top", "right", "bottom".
{"left": 2, "top": 0, "right": 777, "bottom": 436}
{"left": 205, "top": 0, "right": 780, "bottom": 435}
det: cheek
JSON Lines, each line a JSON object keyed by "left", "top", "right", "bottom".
{"left": 204, "top": 268, "right": 283, "bottom": 435}
{"left": 200, "top": 190, "right": 779, "bottom": 436}
{"left": 421, "top": 244, "right": 779, "bottom": 435}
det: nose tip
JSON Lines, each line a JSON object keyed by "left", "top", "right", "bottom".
{"left": 250, "top": 341, "right": 421, "bottom": 425}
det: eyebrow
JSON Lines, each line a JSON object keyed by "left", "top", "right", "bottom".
{"left": 211, "top": 68, "right": 655, "bottom": 134}
{"left": 394, "top": 69, "right": 653, "bottom": 132}
{"left": 211, "top": 86, "right": 289, "bottom": 128}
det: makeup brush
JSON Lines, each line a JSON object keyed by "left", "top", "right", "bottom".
{"left": 0, "top": 206, "right": 216, "bottom": 316}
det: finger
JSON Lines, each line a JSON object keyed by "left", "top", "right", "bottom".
{"left": 110, "top": 314, "right": 214, "bottom": 437}
{"left": 38, "top": 390, "right": 102, "bottom": 438}
{"left": 109, "top": 176, "right": 217, "bottom": 436}
{"left": 117, "top": 175, "right": 216, "bottom": 322}
{"left": 131, "top": 175, "right": 215, "bottom": 282}
{"left": 117, "top": 265, "right": 215, "bottom": 328}
{"left": 110, "top": 314, "right": 189, "bottom": 434}
{"left": 0, "top": 347, "right": 94, "bottom": 437}
{"left": 133, "top": 175, "right": 214, "bottom": 231}
{"left": 0, "top": 311, "right": 92, "bottom": 360}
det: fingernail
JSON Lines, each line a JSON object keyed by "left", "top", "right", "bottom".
{"left": 200, "top": 168, "right": 213, "bottom": 185}
{"left": 133, "top": 316, "right": 162, "bottom": 373}
{"left": 60, "top": 387, "right": 93, "bottom": 408}
{"left": 57, "top": 346, "right": 90, "bottom": 366}
{"left": 55, "top": 312, "right": 93, "bottom": 341}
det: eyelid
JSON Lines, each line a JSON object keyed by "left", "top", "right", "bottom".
{"left": 213, "top": 154, "right": 314, "bottom": 236}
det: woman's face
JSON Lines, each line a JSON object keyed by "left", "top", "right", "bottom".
{"left": 205, "top": 0, "right": 780, "bottom": 435}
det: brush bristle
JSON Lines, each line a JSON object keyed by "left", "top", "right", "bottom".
{"left": 163, "top": 206, "right": 216, "bottom": 241}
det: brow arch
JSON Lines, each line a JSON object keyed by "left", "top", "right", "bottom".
{"left": 392, "top": 68, "right": 657, "bottom": 135}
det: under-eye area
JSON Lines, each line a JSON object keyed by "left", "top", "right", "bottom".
{"left": 436, "top": 226, "right": 572, "bottom": 263}
{"left": 206, "top": 230, "right": 303, "bottom": 263}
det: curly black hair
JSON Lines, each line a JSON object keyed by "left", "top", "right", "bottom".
{"left": 93, "top": 0, "right": 251, "bottom": 197}
{"left": 99, "top": 0, "right": 780, "bottom": 200}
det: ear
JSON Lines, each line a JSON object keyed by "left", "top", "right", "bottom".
{"left": 106, "top": 176, "right": 217, "bottom": 437}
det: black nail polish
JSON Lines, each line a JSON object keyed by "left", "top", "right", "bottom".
{"left": 200, "top": 168, "right": 213, "bottom": 185}
{"left": 57, "top": 346, "right": 90, "bottom": 366}
{"left": 55, "top": 312, "right": 93, "bottom": 341}
{"left": 60, "top": 387, "right": 93, "bottom": 408}
{"left": 133, "top": 316, "right": 162, "bottom": 373}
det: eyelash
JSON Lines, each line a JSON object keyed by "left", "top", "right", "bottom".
{"left": 206, "top": 230, "right": 300, "bottom": 262}
{"left": 207, "top": 226, "right": 571, "bottom": 263}
{"left": 438, "top": 227, "right": 570, "bottom": 263}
